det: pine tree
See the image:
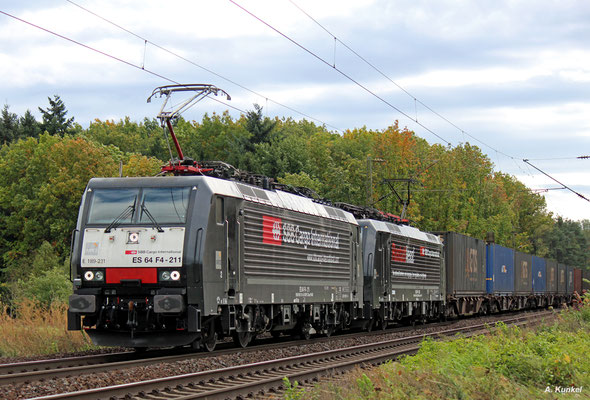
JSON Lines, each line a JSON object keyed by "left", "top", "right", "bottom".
{"left": 0, "top": 104, "right": 19, "bottom": 144}
{"left": 245, "top": 104, "right": 276, "bottom": 148}
{"left": 18, "top": 110, "right": 41, "bottom": 139}
{"left": 38, "top": 95, "right": 74, "bottom": 136}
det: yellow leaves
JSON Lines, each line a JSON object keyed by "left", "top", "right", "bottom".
{"left": 555, "top": 354, "right": 571, "bottom": 364}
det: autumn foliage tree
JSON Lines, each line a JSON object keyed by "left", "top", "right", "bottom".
{"left": 0, "top": 100, "right": 587, "bottom": 305}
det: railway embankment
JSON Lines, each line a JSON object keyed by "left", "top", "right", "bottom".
{"left": 292, "top": 297, "right": 589, "bottom": 400}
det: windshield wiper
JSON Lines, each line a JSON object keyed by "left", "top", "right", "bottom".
{"left": 141, "top": 203, "right": 164, "bottom": 232}
{"left": 104, "top": 205, "right": 135, "bottom": 233}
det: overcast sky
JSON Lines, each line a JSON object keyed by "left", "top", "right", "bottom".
{"left": 1, "top": 0, "right": 589, "bottom": 221}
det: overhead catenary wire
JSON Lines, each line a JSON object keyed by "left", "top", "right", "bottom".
{"left": 523, "top": 159, "right": 590, "bottom": 203}
{"left": 228, "top": 0, "right": 452, "bottom": 146}
{"left": 0, "top": 9, "right": 245, "bottom": 115}
{"left": 284, "top": 0, "right": 590, "bottom": 208}
{"left": 524, "top": 156, "right": 590, "bottom": 161}
{"left": 285, "top": 0, "right": 518, "bottom": 160}
{"left": 65, "top": 0, "right": 342, "bottom": 132}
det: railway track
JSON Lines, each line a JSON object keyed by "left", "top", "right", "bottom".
{"left": 24, "top": 310, "right": 552, "bottom": 400}
{"left": 0, "top": 309, "right": 548, "bottom": 386}
{"left": 0, "top": 317, "right": 438, "bottom": 385}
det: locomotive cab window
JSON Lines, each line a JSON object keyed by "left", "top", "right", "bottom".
{"left": 215, "top": 197, "right": 224, "bottom": 224}
{"left": 139, "top": 187, "right": 191, "bottom": 224}
{"left": 87, "top": 189, "right": 138, "bottom": 224}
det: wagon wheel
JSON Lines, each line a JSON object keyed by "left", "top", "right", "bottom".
{"left": 203, "top": 331, "right": 217, "bottom": 352}
{"left": 233, "top": 331, "right": 252, "bottom": 348}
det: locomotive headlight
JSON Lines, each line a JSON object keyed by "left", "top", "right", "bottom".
{"left": 161, "top": 271, "right": 171, "bottom": 281}
{"left": 94, "top": 271, "right": 104, "bottom": 281}
{"left": 84, "top": 271, "right": 94, "bottom": 281}
{"left": 127, "top": 231, "right": 140, "bottom": 244}
{"left": 170, "top": 271, "right": 181, "bottom": 281}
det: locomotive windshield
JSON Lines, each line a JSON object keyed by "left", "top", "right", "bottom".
{"left": 86, "top": 187, "right": 191, "bottom": 225}
{"left": 139, "top": 187, "right": 191, "bottom": 224}
{"left": 87, "top": 189, "right": 138, "bottom": 224}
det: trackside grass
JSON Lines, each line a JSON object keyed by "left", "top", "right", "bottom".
{"left": 0, "top": 300, "right": 98, "bottom": 357}
{"left": 285, "top": 297, "right": 590, "bottom": 400}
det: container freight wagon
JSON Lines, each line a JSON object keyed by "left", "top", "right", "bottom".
{"left": 574, "top": 269, "right": 582, "bottom": 294}
{"left": 485, "top": 244, "right": 514, "bottom": 312}
{"left": 566, "top": 266, "right": 574, "bottom": 295}
{"left": 435, "top": 232, "right": 486, "bottom": 316}
{"left": 546, "top": 259, "right": 558, "bottom": 294}
{"left": 514, "top": 251, "right": 532, "bottom": 293}
{"left": 557, "top": 263, "right": 567, "bottom": 294}
{"left": 532, "top": 256, "right": 546, "bottom": 293}
{"left": 513, "top": 251, "right": 532, "bottom": 309}
{"left": 359, "top": 220, "right": 444, "bottom": 327}
{"left": 486, "top": 244, "right": 514, "bottom": 295}
{"left": 531, "top": 256, "right": 548, "bottom": 307}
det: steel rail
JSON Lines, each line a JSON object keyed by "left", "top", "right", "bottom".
{"left": 28, "top": 311, "right": 554, "bottom": 400}
{"left": 0, "top": 309, "right": 552, "bottom": 385}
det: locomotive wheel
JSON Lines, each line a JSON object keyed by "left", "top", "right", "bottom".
{"left": 203, "top": 331, "right": 217, "bottom": 352}
{"left": 233, "top": 331, "right": 252, "bottom": 348}
{"left": 325, "top": 326, "right": 334, "bottom": 337}
{"left": 301, "top": 322, "right": 313, "bottom": 340}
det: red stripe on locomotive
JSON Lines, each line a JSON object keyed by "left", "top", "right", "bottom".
{"left": 106, "top": 268, "right": 157, "bottom": 284}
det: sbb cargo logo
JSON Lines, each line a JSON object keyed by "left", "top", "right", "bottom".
{"left": 391, "top": 243, "right": 407, "bottom": 263}
{"left": 419, "top": 246, "right": 440, "bottom": 258}
{"left": 262, "top": 215, "right": 282, "bottom": 245}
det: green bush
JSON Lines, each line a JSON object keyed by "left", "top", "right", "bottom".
{"left": 16, "top": 265, "right": 71, "bottom": 308}
{"left": 300, "top": 304, "right": 590, "bottom": 400}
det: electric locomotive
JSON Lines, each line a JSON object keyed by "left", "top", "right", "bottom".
{"left": 67, "top": 173, "right": 364, "bottom": 350}
{"left": 68, "top": 85, "right": 365, "bottom": 350}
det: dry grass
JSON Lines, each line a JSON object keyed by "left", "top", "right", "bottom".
{"left": 0, "top": 300, "right": 99, "bottom": 357}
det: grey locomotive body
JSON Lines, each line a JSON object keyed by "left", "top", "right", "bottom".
{"left": 359, "top": 220, "right": 444, "bottom": 329}
{"left": 68, "top": 175, "right": 363, "bottom": 349}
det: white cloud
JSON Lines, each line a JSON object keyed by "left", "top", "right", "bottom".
{"left": 2, "top": 0, "right": 590, "bottom": 220}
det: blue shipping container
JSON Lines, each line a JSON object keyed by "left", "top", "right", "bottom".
{"left": 532, "top": 256, "right": 546, "bottom": 293}
{"left": 486, "top": 244, "right": 514, "bottom": 294}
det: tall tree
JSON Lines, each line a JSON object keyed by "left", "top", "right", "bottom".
{"left": 543, "top": 217, "right": 588, "bottom": 267}
{"left": 38, "top": 95, "right": 74, "bottom": 136}
{"left": 18, "top": 110, "right": 41, "bottom": 139}
{"left": 0, "top": 105, "right": 18, "bottom": 144}
{"left": 245, "top": 104, "right": 276, "bottom": 149}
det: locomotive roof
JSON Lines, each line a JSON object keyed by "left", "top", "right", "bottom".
{"left": 358, "top": 219, "right": 441, "bottom": 245}
{"left": 87, "top": 176, "right": 358, "bottom": 225}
